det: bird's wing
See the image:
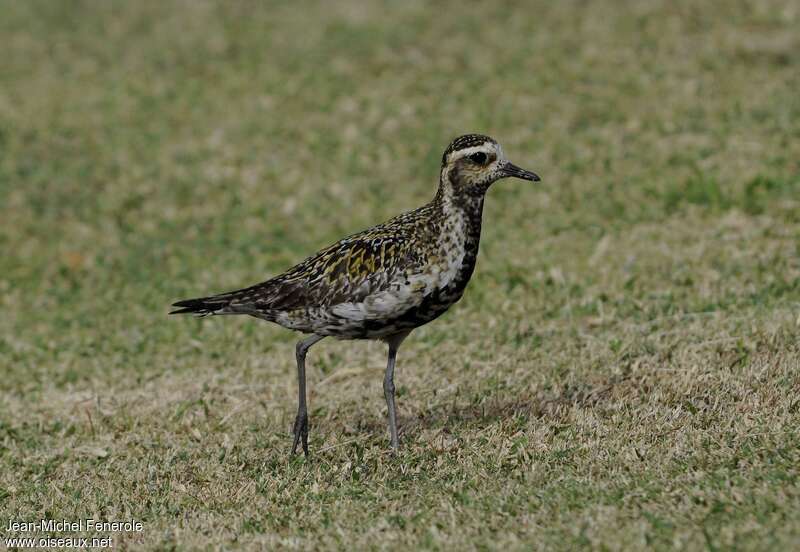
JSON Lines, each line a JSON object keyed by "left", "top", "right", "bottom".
{"left": 286, "top": 230, "right": 426, "bottom": 309}
{"left": 171, "top": 208, "right": 434, "bottom": 317}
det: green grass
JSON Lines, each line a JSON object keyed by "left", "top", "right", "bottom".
{"left": 1, "top": 0, "right": 800, "bottom": 549}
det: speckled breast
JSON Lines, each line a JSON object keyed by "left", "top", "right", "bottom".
{"left": 360, "top": 200, "right": 484, "bottom": 338}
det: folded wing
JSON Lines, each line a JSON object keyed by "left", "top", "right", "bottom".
{"left": 170, "top": 213, "right": 433, "bottom": 324}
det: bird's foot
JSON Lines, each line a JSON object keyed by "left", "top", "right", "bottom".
{"left": 291, "top": 411, "right": 309, "bottom": 457}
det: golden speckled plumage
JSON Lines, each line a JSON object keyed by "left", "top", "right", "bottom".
{"left": 171, "top": 134, "right": 540, "bottom": 454}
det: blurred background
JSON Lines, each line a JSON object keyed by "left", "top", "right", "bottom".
{"left": 1, "top": 1, "right": 799, "bottom": 549}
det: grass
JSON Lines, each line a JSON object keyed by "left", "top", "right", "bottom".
{"left": 1, "top": 0, "right": 799, "bottom": 549}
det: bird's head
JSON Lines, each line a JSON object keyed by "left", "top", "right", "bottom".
{"left": 439, "top": 134, "right": 540, "bottom": 197}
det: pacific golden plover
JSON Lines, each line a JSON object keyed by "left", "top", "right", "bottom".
{"left": 171, "top": 134, "right": 540, "bottom": 455}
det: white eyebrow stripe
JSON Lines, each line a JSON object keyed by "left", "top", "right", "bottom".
{"left": 449, "top": 144, "right": 503, "bottom": 162}
{"left": 457, "top": 146, "right": 489, "bottom": 156}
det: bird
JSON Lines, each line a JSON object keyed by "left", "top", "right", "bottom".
{"left": 170, "top": 134, "right": 540, "bottom": 456}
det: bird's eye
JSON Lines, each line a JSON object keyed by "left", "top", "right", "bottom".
{"left": 469, "top": 152, "right": 488, "bottom": 165}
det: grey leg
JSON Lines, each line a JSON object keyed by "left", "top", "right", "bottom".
{"left": 384, "top": 345, "right": 400, "bottom": 451}
{"left": 383, "top": 331, "right": 410, "bottom": 452}
{"left": 292, "top": 334, "right": 325, "bottom": 456}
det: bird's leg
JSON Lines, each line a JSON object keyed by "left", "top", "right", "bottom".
{"left": 292, "top": 334, "right": 325, "bottom": 457}
{"left": 383, "top": 331, "right": 410, "bottom": 452}
{"left": 383, "top": 345, "right": 400, "bottom": 451}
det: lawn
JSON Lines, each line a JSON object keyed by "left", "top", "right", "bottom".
{"left": 1, "top": 0, "right": 799, "bottom": 549}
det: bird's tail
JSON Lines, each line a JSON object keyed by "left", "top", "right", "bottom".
{"left": 171, "top": 280, "right": 283, "bottom": 317}
{"left": 169, "top": 294, "right": 235, "bottom": 317}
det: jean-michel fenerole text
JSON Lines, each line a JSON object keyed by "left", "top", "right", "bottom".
{"left": 6, "top": 519, "right": 143, "bottom": 533}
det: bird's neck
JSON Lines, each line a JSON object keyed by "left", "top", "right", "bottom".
{"left": 435, "top": 169, "right": 486, "bottom": 219}
{"left": 419, "top": 170, "right": 486, "bottom": 296}
{"left": 432, "top": 171, "right": 486, "bottom": 253}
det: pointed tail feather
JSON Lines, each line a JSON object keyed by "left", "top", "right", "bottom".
{"left": 169, "top": 296, "right": 233, "bottom": 316}
{"left": 170, "top": 278, "right": 288, "bottom": 318}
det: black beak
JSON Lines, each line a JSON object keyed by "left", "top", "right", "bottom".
{"left": 502, "top": 162, "right": 540, "bottom": 182}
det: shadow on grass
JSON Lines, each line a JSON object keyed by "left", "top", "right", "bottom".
{"left": 349, "top": 377, "right": 632, "bottom": 439}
